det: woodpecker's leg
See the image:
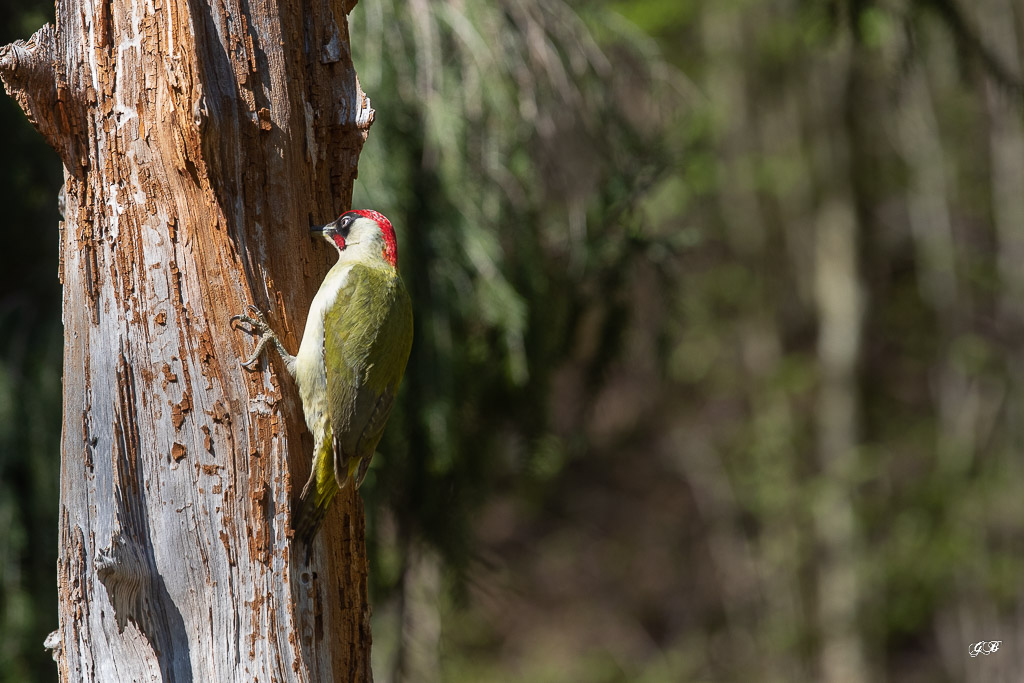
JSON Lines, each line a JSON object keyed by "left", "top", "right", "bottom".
{"left": 230, "top": 305, "right": 296, "bottom": 370}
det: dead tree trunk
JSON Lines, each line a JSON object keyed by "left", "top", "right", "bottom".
{"left": 0, "top": 0, "right": 375, "bottom": 678}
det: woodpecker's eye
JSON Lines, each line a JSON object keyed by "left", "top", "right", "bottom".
{"left": 332, "top": 215, "right": 353, "bottom": 236}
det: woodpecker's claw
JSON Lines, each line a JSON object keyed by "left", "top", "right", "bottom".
{"left": 239, "top": 345, "right": 264, "bottom": 369}
{"left": 230, "top": 305, "right": 270, "bottom": 333}
{"left": 230, "top": 306, "right": 276, "bottom": 369}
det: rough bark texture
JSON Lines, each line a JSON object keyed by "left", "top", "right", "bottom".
{"left": 0, "top": 0, "right": 374, "bottom": 678}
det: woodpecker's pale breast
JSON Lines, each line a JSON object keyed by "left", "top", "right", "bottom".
{"left": 293, "top": 263, "right": 352, "bottom": 433}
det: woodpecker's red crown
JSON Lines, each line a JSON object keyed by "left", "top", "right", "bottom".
{"left": 349, "top": 209, "right": 398, "bottom": 267}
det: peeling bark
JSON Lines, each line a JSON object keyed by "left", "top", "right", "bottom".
{"left": 1, "top": 0, "right": 375, "bottom": 679}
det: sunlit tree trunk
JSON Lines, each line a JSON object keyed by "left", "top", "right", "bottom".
{"left": 0, "top": 0, "right": 375, "bottom": 677}
{"left": 812, "top": 196, "right": 867, "bottom": 683}
{"left": 808, "top": 38, "right": 869, "bottom": 683}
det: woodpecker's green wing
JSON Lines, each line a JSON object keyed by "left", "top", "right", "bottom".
{"left": 292, "top": 263, "right": 412, "bottom": 562}
{"left": 324, "top": 263, "right": 413, "bottom": 486}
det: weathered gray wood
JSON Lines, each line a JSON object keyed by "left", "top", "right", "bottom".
{"left": 0, "top": 0, "right": 375, "bottom": 679}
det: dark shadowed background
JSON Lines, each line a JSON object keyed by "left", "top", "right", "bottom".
{"left": 3, "top": 0, "right": 1024, "bottom": 681}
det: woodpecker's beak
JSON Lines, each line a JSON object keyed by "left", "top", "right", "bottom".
{"left": 310, "top": 218, "right": 336, "bottom": 235}
{"left": 313, "top": 216, "right": 350, "bottom": 251}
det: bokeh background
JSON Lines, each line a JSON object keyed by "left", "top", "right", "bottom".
{"left": 4, "top": 0, "right": 1024, "bottom": 681}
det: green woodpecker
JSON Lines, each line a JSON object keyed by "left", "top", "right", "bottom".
{"left": 231, "top": 210, "right": 413, "bottom": 561}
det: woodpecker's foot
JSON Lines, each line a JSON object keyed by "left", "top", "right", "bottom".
{"left": 230, "top": 304, "right": 270, "bottom": 332}
{"left": 230, "top": 305, "right": 279, "bottom": 369}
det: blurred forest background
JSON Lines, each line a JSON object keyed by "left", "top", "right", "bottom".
{"left": 4, "top": 0, "right": 1024, "bottom": 681}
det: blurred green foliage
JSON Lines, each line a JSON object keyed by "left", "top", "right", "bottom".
{"left": 350, "top": 0, "right": 680, "bottom": 600}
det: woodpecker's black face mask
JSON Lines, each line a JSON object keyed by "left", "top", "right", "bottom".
{"left": 312, "top": 213, "right": 356, "bottom": 251}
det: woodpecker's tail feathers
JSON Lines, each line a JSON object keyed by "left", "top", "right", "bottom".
{"left": 293, "top": 444, "right": 342, "bottom": 565}
{"left": 293, "top": 478, "right": 338, "bottom": 565}
{"left": 293, "top": 499, "right": 329, "bottom": 565}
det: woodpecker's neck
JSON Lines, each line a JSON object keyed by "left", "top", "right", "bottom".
{"left": 332, "top": 234, "right": 395, "bottom": 270}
